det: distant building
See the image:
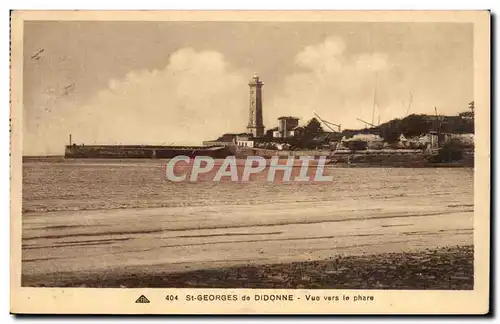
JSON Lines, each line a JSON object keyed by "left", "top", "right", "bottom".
{"left": 448, "top": 133, "right": 474, "bottom": 147}
{"left": 236, "top": 134, "right": 254, "bottom": 148}
{"left": 275, "top": 116, "right": 300, "bottom": 138}
{"left": 291, "top": 126, "right": 305, "bottom": 138}
{"left": 398, "top": 134, "right": 409, "bottom": 147}
{"left": 418, "top": 131, "right": 439, "bottom": 149}
{"left": 459, "top": 111, "right": 474, "bottom": 121}
{"left": 314, "top": 131, "right": 342, "bottom": 143}
{"left": 203, "top": 133, "right": 244, "bottom": 147}
{"left": 202, "top": 140, "right": 234, "bottom": 147}
{"left": 265, "top": 127, "right": 278, "bottom": 138}
{"left": 348, "top": 133, "right": 385, "bottom": 150}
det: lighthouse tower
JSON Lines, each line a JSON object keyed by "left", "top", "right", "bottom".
{"left": 247, "top": 74, "right": 265, "bottom": 137}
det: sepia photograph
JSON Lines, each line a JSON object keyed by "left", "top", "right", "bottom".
{"left": 10, "top": 10, "right": 490, "bottom": 314}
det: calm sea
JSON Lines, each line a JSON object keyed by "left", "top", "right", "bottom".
{"left": 22, "top": 160, "right": 474, "bottom": 214}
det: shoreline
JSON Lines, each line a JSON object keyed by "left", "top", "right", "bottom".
{"left": 22, "top": 245, "right": 473, "bottom": 289}
{"left": 22, "top": 156, "right": 473, "bottom": 168}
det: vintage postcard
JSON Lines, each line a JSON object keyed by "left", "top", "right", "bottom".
{"left": 10, "top": 10, "right": 490, "bottom": 315}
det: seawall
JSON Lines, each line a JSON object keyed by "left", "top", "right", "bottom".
{"left": 64, "top": 145, "right": 232, "bottom": 159}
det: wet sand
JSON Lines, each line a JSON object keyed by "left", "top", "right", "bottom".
{"left": 22, "top": 162, "right": 474, "bottom": 288}
{"left": 23, "top": 246, "right": 473, "bottom": 289}
{"left": 22, "top": 199, "right": 473, "bottom": 287}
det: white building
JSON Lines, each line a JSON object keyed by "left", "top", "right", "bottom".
{"left": 236, "top": 134, "right": 254, "bottom": 148}
{"left": 418, "top": 132, "right": 439, "bottom": 149}
{"left": 449, "top": 133, "right": 474, "bottom": 147}
{"left": 342, "top": 134, "right": 385, "bottom": 150}
{"left": 275, "top": 116, "right": 300, "bottom": 138}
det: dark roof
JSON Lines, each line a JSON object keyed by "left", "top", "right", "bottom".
{"left": 278, "top": 116, "right": 300, "bottom": 120}
{"left": 215, "top": 133, "right": 252, "bottom": 142}
{"left": 313, "top": 132, "right": 342, "bottom": 142}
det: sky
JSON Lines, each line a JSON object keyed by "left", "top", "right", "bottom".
{"left": 23, "top": 21, "right": 473, "bottom": 155}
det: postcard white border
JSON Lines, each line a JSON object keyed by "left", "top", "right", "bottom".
{"left": 9, "top": 10, "right": 491, "bottom": 315}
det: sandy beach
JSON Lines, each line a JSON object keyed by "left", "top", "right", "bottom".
{"left": 23, "top": 246, "right": 473, "bottom": 289}
{"left": 22, "top": 161, "right": 474, "bottom": 288}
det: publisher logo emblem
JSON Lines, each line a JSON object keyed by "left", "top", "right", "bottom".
{"left": 135, "top": 295, "right": 150, "bottom": 303}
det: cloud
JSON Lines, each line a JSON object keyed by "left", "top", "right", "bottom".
{"left": 267, "top": 37, "right": 408, "bottom": 130}
{"left": 24, "top": 48, "right": 249, "bottom": 155}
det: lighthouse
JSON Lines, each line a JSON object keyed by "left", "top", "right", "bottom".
{"left": 247, "top": 74, "right": 265, "bottom": 137}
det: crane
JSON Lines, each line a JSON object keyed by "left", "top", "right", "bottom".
{"left": 313, "top": 112, "right": 341, "bottom": 133}
{"left": 371, "top": 88, "right": 377, "bottom": 125}
{"left": 405, "top": 92, "right": 413, "bottom": 116}
{"left": 356, "top": 118, "right": 377, "bottom": 128}
{"left": 313, "top": 112, "right": 342, "bottom": 159}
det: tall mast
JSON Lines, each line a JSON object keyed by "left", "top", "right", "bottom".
{"left": 434, "top": 106, "right": 440, "bottom": 147}
{"left": 357, "top": 118, "right": 376, "bottom": 128}
{"left": 371, "top": 74, "right": 378, "bottom": 125}
{"left": 406, "top": 92, "right": 413, "bottom": 116}
{"left": 313, "top": 112, "right": 341, "bottom": 132}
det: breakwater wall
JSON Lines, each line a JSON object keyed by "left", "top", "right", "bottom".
{"left": 64, "top": 145, "right": 232, "bottom": 159}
